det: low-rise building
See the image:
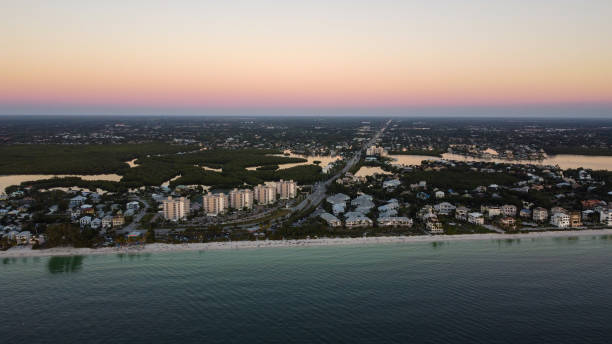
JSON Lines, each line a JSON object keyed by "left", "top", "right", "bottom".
{"left": 126, "top": 201, "right": 140, "bottom": 211}
{"left": 569, "top": 211, "right": 582, "bottom": 227}
{"left": 532, "top": 207, "right": 548, "bottom": 222}
{"left": 79, "top": 216, "right": 92, "bottom": 227}
{"left": 426, "top": 220, "right": 444, "bottom": 234}
{"left": 102, "top": 215, "right": 113, "bottom": 229}
{"left": 377, "top": 216, "right": 413, "bottom": 227}
{"left": 16, "top": 231, "right": 31, "bottom": 245}
{"left": 500, "top": 216, "right": 516, "bottom": 229}
{"left": 455, "top": 206, "right": 469, "bottom": 221}
{"left": 320, "top": 212, "right": 342, "bottom": 227}
{"left": 434, "top": 202, "right": 456, "bottom": 215}
{"left": 468, "top": 212, "right": 485, "bottom": 225}
{"left": 481, "top": 205, "right": 501, "bottom": 218}
{"left": 501, "top": 204, "right": 517, "bottom": 217}
{"left": 550, "top": 212, "right": 570, "bottom": 228}
{"left": 382, "top": 179, "right": 401, "bottom": 189}
{"left": 345, "top": 214, "right": 373, "bottom": 228}
{"left": 112, "top": 215, "right": 125, "bottom": 227}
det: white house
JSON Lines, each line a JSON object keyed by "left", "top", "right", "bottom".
{"left": 69, "top": 195, "right": 87, "bottom": 207}
{"left": 455, "top": 206, "right": 469, "bottom": 221}
{"left": 320, "top": 212, "right": 342, "bottom": 227}
{"left": 126, "top": 201, "right": 140, "bottom": 210}
{"left": 435, "top": 191, "right": 445, "bottom": 199}
{"left": 434, "top": 202, "right": 456, "bottom": 215}
{"left": 16, "top": 231, "right": 32, "bottom": 245}
{"left": 468, "top": 212, "right": 485, "bottom": 225}
{"left": 377, "top": 216, "right": 413, "bottom": 227}
{"left": 382, "top": 179, "right": 401, "bottom": 189}
{"left": 550, "top": 212, "right": 570, "bottom": 228}
{"left": 501, "top": 204, "right": 517, "bottom": 217}
{"left": 90, "top": 218, "right": 102, "bottom": 229}
{"left": 345, "top": 214, "right": 373, "bottom": 228}
{"left": 79, "top": 216, "right": 92, "bottom": 227}
{"left": 102, "top": 215, "right": 113, "bottom": 229}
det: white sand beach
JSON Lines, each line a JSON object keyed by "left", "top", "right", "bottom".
{"left": 2, "top": 229, "right": 612, "bottom": 258}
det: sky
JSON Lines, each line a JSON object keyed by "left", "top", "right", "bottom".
{"left": 1, "top": 0, "right": 611, "bottom": 116}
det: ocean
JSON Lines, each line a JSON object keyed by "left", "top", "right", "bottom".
{"left": 2, "top": 235, "right": 612, "bottom": 343}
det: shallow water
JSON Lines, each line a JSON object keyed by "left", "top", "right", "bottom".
{"left": 2, "top": 236, "right": 611, "bottom": 343}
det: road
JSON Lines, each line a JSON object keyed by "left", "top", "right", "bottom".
{"left": 291, "top": 119, "right": 392, "bottom": 215}
{"left": 118, "top": 196, "right": 150, "bottom": 234}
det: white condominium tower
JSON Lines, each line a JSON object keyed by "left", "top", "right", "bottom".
{"left": 254, "top": 184, "right": 276, "bottom": 205}
{"left": 162, "top": 196, "right": 190, "bottom": 221}
{"left": 229, "top": 188, "right": 253, "bottom": 210}
{"left": 276, "top": 179, "right": 297, "bottom": 199}
{"left": 202, "top": 193, "right": 228, "bottom": 216}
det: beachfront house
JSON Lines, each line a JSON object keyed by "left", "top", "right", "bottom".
{"left": 16, "top": 231, "right": 32, "bottom": 245}
{"left": 532, "top": 207, "right": 548, "bottom": 222}
{"left": 377, "top": 216, "right": 413, "bottom": 227}
{"left": 501, "top": 204, "right": 517, "bottom": 217}
{"left": 426, "top": 220, "right": 443, "bottom": 234}
{"left": 550, "top": 212, "right": 570, "bottom": 228}
{"left": 434, "top": 202, "right": 456, "bottom": 216}
{"left": 80, "top": 216, "right": 92, "bottom": 227}
{"left": 320, "top": 212, "right": 342, "bottom": 227}
{"left": 345, "top": 213, "right": 373, "bottom": 228}
{"left": 455, "top": 206, "right": 469, "bottom": 221}
{"left": 468, "top": 212, "right": 485, "bottom": 225}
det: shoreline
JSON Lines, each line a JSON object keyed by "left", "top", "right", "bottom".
{"left": 2, "top": 229, "right": 612, "bottom": 258}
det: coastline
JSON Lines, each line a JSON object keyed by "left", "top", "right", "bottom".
{"left": 2, "top": 229, "right": 612, "bottom": 258}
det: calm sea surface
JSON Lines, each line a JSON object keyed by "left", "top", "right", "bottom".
{"left": 2, "top": 236, "right": 612, "bottom": 344}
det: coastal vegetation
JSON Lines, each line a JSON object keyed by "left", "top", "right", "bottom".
{"left": 4, "top": 146, "right": 324, "bottom": 191}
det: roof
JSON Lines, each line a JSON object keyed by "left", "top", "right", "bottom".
{"left": 320, "top": 212, "right": 340, "bottom": 222}
{"left": 326, "top": 193, "right": 350, "bottom": 205}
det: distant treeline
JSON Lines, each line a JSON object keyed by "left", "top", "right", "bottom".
{"left": 545, "top": 146, "right": 612, "bottom": 156}
{"left": 0, "top": 143, "right": 196, "bottom": 175}
{"left": 387, "top": 149, "right": 445, "bottom": 157}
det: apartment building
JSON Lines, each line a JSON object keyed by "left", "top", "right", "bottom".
{"left": 202, "top": 193, "right": 228, "bottom": 216}
{"left": 276, "top": 179, "right": 297, "bottom": 199}
{"left": 162, "top": 196, "right": 190, "bottom": 221}
{"left": 229, "top": 189, "right": 253, "bottom": 210}
{"left": 254, "top": 184, "right": 277, "bottom": 205}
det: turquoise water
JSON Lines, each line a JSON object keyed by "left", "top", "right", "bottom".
{"left": 2, "top": 236, "right": 612, "bottom": 343}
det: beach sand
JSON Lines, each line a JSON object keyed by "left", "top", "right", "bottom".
{"left": 2, "top": 229, "right": 612, "bottom": 258}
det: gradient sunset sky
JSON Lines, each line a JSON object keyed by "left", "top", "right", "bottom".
{"left": 2, "top": 0, "right": 611, "bottom": 116}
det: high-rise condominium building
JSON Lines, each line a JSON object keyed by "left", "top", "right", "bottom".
{"left": 254, "top": 184, "right": 276, "bottom": 205}
{"left": 366, "top": 145, "right": 385, "bottom": 156}
{"left": 229, "top": 188, "right": 253, "bottom": 210}
{"left": 162, "top": 196, "right": 190, "bottom": 221}
{"left": 202, "top": 193, "right": 228, "bottom": 216}
{"left": 276, "top": 179, "right": 297, "bottom": 199}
